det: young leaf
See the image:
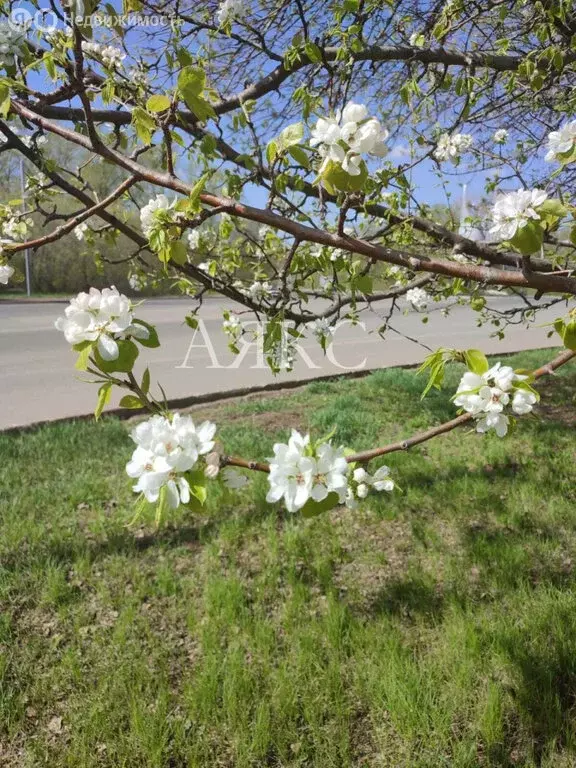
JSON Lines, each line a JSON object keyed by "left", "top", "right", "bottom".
{"left": 95, "top": 382, "right": 112, "bottom": 420}
{"left": 464, "top": 349, "right": 489, "bottom": 375}
{"left": 93, "top": 339, "right": 139, "bottom": 373}
{"left": 300, "top": 491, "right": 341, "bottom": 518}
{"left": 141, "top": 367, "right": 150, "bottom": 395}
{"left": 119, "top": 395, "right": 144, "bottom": 409}
{"left": 146, "top": 94, "right": 171, "bottom": 113}
{"left": 131, "top": 319, "right": 160, "bottom": 348}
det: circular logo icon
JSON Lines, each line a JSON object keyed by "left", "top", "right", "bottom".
{"left": 9, "top": 7, "right": 33, "bottom": 30}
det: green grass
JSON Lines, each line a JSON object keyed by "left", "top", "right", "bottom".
{"left": 1, "top": 348, "right": 575, "bottom": 767}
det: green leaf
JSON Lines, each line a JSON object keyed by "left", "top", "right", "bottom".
{"left": 93, "top": 339, "right": 139, "bottom": 373}
{"left": 131, "top": 106, "right": 156, "bottom": 145}
{"left": 177, "top": 66, "right": 205, "bottom": 98}
{"left": 355, "top": 275, "right": 373, "bottom": 295}
{"left": 321, "top": 158, "right": 368, "bottom": 193}
{"left": 185, "top": 469, "right": 207, "bottom": 506}
{"left": 304, "top": 41, "right": 323, "bottom": 63}
{"left": 0, "top": 83, "right": 10, "bottom": 119}
{"left": 464, "top": 348, "right": 489, "bottom": 375}
{"left": 131, "top": 319, "right": 160, "bottom": 348}
{"left": 287, "top": 145, "right": 310, "bottom": 168}
{"left": 563, "top": 320, "right": 576, "bottom": 351}
{"left": 539, "top": 198, "right": 567, "bottom": 219}
{"left": 119, "top": 395, "right": 144, "bottom": 409}
{"left": 509, "top": 220, "right": 544, "bottom": 255}
{"left": 141, "top": 367, "right": 150, "bottom": 395}
{"left": 170, "top": 241, "right": 188, "bottom": 265}
{"left": 300, "top": 491, "right": 341, "bottom": 518}
{"left": 184, "top": 94, "right": 216, "bottom": 122}
{"left": 278, "top": 122, "right": 304, "bottom": 150}
{"left": 178, "top": 67, "right": 216, "bottom": 121}
{"left": 188, "top": 173, "right": 209, "bottom": 209}
{"left": 95, "top": 382, "right": 112, "bottom": 420}
{"left": 146, "top": 94, "right": 171, "bottom": 113}
{"left": 75, "top": 343, "right": 93, "bottom": 371}
{"left": 43, "top": 53, "right": 56, "bottom": 80}
{"left": 266, "top": 140, "right": 278, "bottom": 165}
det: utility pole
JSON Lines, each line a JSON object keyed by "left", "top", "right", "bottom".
{"left": 19, "top": 155, "right": 31, "bottom": 297}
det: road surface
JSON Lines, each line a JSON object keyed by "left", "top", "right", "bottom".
{"left": 0, "top": 296, "right": 562, "bottom": 429}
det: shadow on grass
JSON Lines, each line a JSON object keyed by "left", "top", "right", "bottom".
{"left": 492, "top": 602, "right": 576, "bottom": 763}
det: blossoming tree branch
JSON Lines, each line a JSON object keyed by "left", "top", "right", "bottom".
{"left": 0, "top": 0, "right": 575, "bottom": 519}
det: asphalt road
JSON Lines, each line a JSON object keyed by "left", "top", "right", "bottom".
{"left": 0, "top": 296, "right": 562, "bottom": 429}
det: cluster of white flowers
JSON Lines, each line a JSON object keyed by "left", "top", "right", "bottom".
{"left": 267, "top": 430, "right": 349, "bottom": 512}
{"left": 216, "top": 0, "right": 245, "bottom": 24}
{"left": 406, "top": 287, "right": 429, "bottom": 311}
{"left": 128, "top": 273, "right": 146, "bottom": 292}
{"left": 267, "top": 430, "right": 394, "bottom": 513}
{"left": 1, "top": 215, "right": 31, "bottom": 243}
{"left": 74, "top": 222, "right": 89, "bottom": 241}
{"left": 454, "top": 362, "right": 537, "bottom": 437}
{"left": 248, "top": 280, "right": 271, "bottom": 302}
{"left": 346, "top": 465, "right": 394, "bottom": 509}
{"left": 0, "top": 21, "right": 26, "bottom": 68}
{"left": 489, "top": 189, "right": 547, "bottom": 241}
{"left": 81, "top": 41, "right": 125, "bottom": 70}
{"left": 0, "top": 263, "right": 14, "bottom": 284}
{"left": 129, "top": 66, "right": 148, "bottom": 87}
{"left": 310, "top": 102, "right": 389, "bottom": 176}
{"left": 55, "top": 286, "right": 148, "bottom": 360}
{"left": 188, "top": 230, "right": 201, "bottom": 249}
{"left": 221, "top": 467, "right": 249, "bottom": 489}
{"left": 222, "top": 312, "right": 242, "bottom": 342}
{"left": 493, "top": 129, "right": 509, "bottom": 145}
{"left": 433, "top": 132, "right": 473, "bottom": 163}
{"left": 409, "top": 31, "right": 424, "bottom": 47}
{"left": 307, "top": 317, "right": 333, "bottom": 343}
{"left": 140, "top": 194, "right": 181, "bottom": 238}
{"left": 545, "top": 120, "right": 576, "bottom": 163}
{"left": 127, "top": 414, "right": 216, "bottom": 509}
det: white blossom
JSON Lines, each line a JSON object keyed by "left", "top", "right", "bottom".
{"left": 222, "top": 467, "right": 249, "bottom": 489}
{"left": 55, "top": 286, "right": 148, "bottom": 360}
{"left": 310, "top": 103, "right": 389, "bottom": 175}
{"left": 454, "top": 362, "right": 533, "bottom": 437}
{"left": 371, "top": 465, "right": 395, "bottom": 492}
{"left": 545, "top": 120, "right": 576, "bottom": 162}
{"left": 223, "top": 313, "right": 242, "bottom": 339}
{"left": 266, "top": 430, "right": 315, "bottom": 512}
{"left": 74, "top": 222, "right": 89, "bottom": 241}
{"left": 126, "top": 413, "right": 216, "bottom": 508}
{"left": 81, "top": 41, "right": 125, "bottom": 70}
{"left": 128, "top": 273, "right": 145, "bottom": 292}
{"left": 188, "top": 229, "right": 201, "bottom": 249}
{"left": 348, "top": 463, "right": 395, "bottom": 504}
{"left": 489, "top": 189, "right": 547, "bottom": 241}
{"left": 308, "top": 317, "right": 333, "bottom": 342}
{"left": 129, "top": 66, "right": 148, "bottom": 87}
{"left": 0, "top": 264, "right": 14, "bottom": 284}
{"left": 493, "top": 129, "right": 509, "bottom": 144}
{"left": 216, "top": 0, "right": 245, "bottom": 25}
{"left": 512, "top": 389, "right": 537, "bottom": 415}
{"left": 140, "top": 194, "right": 177, "bottom": 237}
{"left": 406, "top": 287, "right": 429, "bottom": 311}
{"left": 0, "top": 22, "right": 26, "bottom": 68}
{"left": 248, "top": 280, "right": 270, "bottom": 302}
{"left": 433, "top": 133, "right": 473, "bottom": 163}
{"left": 266, "top": 430, "right": 348, "bottom": 513}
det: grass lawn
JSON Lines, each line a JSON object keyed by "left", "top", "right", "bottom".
{"left": 1, "top": 348, "right": 576, "bottom": 767}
